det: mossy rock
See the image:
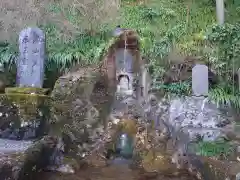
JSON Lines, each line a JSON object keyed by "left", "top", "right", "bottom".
{"left": 118, "top": 119, "right": 138, "bottom": 137}
{"left": 5, "top": 87, "right": 50, "bottom": 95}
{"left": 199, "top": 156, "right": 240, "bottom": 180}
{"left": 0, "top": 92, "right": 51, "bottom": 134}
{"left": 141, "top": 150, "right": 175, "bottom": 173}
{"left": 62, "top": 156, "right": 80, "bottom": 171}
{"left": 5, "top": 93, "right": 50, "bottom": 105}
{"left": 17, "top": 136, "right": 58, "bottom": 180}
{"left": 1, "top": 92, "right": 51, "bottom": 115}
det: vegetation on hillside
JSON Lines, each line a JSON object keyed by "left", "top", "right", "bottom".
{"left": 0, "top": 0, "right": 240, "bottom": 107}
{"left": 188, "top": 140, "right": 233, "bottom": 158}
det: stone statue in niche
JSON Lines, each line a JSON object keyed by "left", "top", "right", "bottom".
{"left": 115, "top": 48, "right": 135, "bottom": 94}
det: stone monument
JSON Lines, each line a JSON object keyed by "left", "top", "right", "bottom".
{"left": 17, "top": 27, "right": 45, "bottom": 88}
{"left": 192, "top": 64, "right": 208, "bottom": 96}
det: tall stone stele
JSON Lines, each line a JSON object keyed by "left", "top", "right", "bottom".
{"left": 192, "top": 64, "right": 209, "bottom": 96}
{"left": 17, "top": 27, "right": 46, "bottom": 88}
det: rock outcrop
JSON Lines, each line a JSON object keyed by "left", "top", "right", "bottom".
{"left": 146, "top": 95, "right": 234, "bottom": 147}
{"left": 143, "top": 94, "right": 238, "bottom": 179}
{"left": 50, "top": 66, "right": 114, "bottom": 164}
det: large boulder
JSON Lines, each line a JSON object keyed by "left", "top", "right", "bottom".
{"left": 146, "top": 95, "right": 235, "bottom": 145}
{"left": 141, "top": 94, "right": 238, "bottom": 179}
{"left": 50, "top": 66, "right": 114, "bottom": 163}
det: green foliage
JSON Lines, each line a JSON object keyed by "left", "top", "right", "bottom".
{"left": 188, "top": 140, "right": 233, "bottom": 157}
{"left": 203, "top": 23, "right": 240, "bottom": 109}
{"left": 209, "top": 84, "right": 240, "bottom": 109}
{"left": 153, "top": 81, "right": 191, "bottom": 95}
{"left": 46, "top": 31, "right": 111, "bottom": 69}
{"left": 0, "top": 0, "right": 220, "bottom": 69}
{"left": 206, "top": 23, "right": 240, "bottom": 80}
{"left": 0, "top": 43, "right": 17, "bottom": 66}
{"left": 152, "top": 80, "right": 240, "bottom": 109}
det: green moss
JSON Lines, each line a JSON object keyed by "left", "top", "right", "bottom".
{"left": 5, "top": 87, "right": 50, "bottom": 95}
{"left": 0, "top": 93, "right": 50, "bottom": 104}
{"left": 188, "top": 141, "right": 233, "bottom": 157}
{"left": 1, "top": 87, "right": 51, "bottom": 106}
{"left": 6, "top": 93, "right": 50, "bottom": 105}
{"left": 153, "top": 81, "right": 191, "bottom": 95}
{"left": 0, "top": 90, "right": 51, "bottom": 119}
{"left": 63, "top": 156, "right": 80, "bottom": 170}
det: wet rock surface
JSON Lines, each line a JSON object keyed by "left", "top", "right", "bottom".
{"left": 82, "top": 93, "right": 182, "bottom": 175}
{"left": 0, "top": 136, "right": 58, "bottom": 180}
{"left": 186, "top": 156, "right": 240, "bottom": 180}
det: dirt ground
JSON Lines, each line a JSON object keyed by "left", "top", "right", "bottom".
{"left": 36, "top": 164, "right": 198, "bottom": 180}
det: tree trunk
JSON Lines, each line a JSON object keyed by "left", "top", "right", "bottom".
{"left": 216, "top": 0, "right": 225, "bottom": 25}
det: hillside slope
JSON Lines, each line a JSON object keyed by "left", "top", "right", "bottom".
{"left": 0, "top": 0, "right": 240, "bottom": 107}
{"left": 0, "top": 0, "right": 238, "bottom": 65}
